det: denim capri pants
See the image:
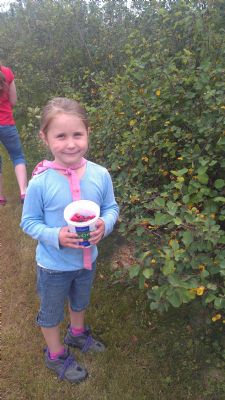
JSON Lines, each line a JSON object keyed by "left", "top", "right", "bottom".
{"left": 36, "top": 263, "right": 96, "bottom": 328}
{"left": 0, "top": 125, "right": 26, "bottom": 173}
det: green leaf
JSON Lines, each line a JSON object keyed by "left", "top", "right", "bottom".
{"left": 166, "top": 201, "right": 178, "bottom": 216}
{"left": 167, "top": 290, "right": 182, "bottom": 307}
{"left": 154, "top": 197, "right": 166, "bottom": 208}
{"left": 205, "top": 294, "right": 216, "bottom": 304}
{"left": 167, "top": 275, "right": 180, "bottom": 287}
{"left": 139, "top": 274, "right": 145, "bottom": 289}
{"left": 174, "top": 217, "right": 182, "bottom": 225}
{"left": 143, "top": 268, "right": 154, "bottom": 279}
{"left": 136, "top": 226, "right": 145, "bottom": 237}
{"left": 140, "top": 251, "right": 152, "bottom": 263}
{"left": 206, "top": 283, "right": 217, "bottom": 290}
{"left": 214, "top": 297, "right": 225, "bottom": 309}
{"left": 150, "top": 302, "right": 159, "bottom": 311}
{"left": 200, "top": 270, "right": 210, "bottom": 278}
{"left": 169, "top": 240, "right": 179, "bottom": 251}
{"left": 171, "top": 168, "right": 188, "bottom": 177}
{"left": 162, "top": 260, "right": 175, "bottom": 276}
{"left": 217, "top": 137, "right": 225, "bottom": 146}
{"left": 155, "top": 212, "right": 172, "bottom": 225}
{"left": 182, "top": 194, "right": 190, "bottom": 204}
{"left": 214, "top": 197, "right": 225, "bottom": 202}
{"left": 197, "top": 166, "right": 208, "bottom": 175}
{"left": 197, "top": 173, "right": 209, "bottom": 184}
{"left": 182, "top": 231, "right": 193, "bottom": 247}
{"left": 129, "top": 264, "right": 140, "bottom": 279}
{"left": 214, "top": 179, "right": 225, "bottom": 189}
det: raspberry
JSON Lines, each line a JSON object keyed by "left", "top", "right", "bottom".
{"left": 70, "top": 213, "right": 96, "bottom": 222}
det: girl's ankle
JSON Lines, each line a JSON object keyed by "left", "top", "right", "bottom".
{"left": 71, "top": 326, "right": 85, "bottom": 336}
{"left": 49, "top": 346, "right": 65, "bottom": 360}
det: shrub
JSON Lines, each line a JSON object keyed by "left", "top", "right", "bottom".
{"left": 89, "top": 0, "right": 225, "bottom": 328}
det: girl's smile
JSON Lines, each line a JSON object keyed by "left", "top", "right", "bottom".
{"left": 40, "top": 113, "right": 89, "bottom": 168}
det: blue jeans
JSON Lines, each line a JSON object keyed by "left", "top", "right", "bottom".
{"left": 0, "top": 125, "right": 26, "bottom": 173}
{"left": 36, "top": 263, "right": 96, "bottom": 328}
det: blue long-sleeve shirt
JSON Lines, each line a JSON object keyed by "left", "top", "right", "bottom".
{"left": 20, "top": 161, "right": 119, "bottom": 271}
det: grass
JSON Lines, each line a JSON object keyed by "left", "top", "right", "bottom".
{"left": 1, "top": 150, "right": 225, "bottom": 400}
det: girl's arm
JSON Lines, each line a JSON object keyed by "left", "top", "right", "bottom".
{"left": 20, "top": 178, "right": 61, "bottom": 249}
{"left": 8, "top": 80, "right": 17, "bottom": 107}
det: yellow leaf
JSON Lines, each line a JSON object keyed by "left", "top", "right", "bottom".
{"left": 177, "top": 176, "right": 185, "bottom": 182}
{"left": 196, "top": 286, "right": 205, "bottom": 296}
{"left": 129, "top": 119, "right": 137, "bottom": 127}
{"left": 212, "top": 314, "right": 222, "bottom": 322}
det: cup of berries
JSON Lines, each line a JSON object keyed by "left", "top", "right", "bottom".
{"left": 64, "top": 200, "right": 100, "bottom": 247}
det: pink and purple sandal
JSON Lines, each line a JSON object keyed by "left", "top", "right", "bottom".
{"left": 0, "top": 196, "right": 7, "bottom": 206}
{"left": 20, "top": 194, "right": 26, "bottom": 204}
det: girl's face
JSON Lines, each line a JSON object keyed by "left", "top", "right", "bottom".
{"left": 40, "top": 113, "right": 89, "bottom": 168}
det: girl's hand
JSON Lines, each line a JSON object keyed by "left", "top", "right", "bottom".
{"left": 59, "top": 226, "right": 85, "bottom": 249}
{"left": 89, "top": 218, "right": 105, "bottom": 245}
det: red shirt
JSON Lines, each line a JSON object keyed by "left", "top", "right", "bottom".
{"left": 0, "top": 66, "right": 15, "bottom": 125}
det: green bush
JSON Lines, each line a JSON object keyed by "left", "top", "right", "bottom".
{"left": 17, "top": 0, "right": 225, "bottom": 333}
{"left": 88, "top": 0, "right": 225, "bottom": 328}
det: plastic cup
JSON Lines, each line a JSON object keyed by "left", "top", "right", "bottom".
{"left": 64, "top": 200, "right": 100, "bottom": 247}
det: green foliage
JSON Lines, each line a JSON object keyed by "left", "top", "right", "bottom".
{"left": 1, "top": 0, "right": 225, "bottom": 329}
{"left": 0, "top": 0, "right": 134, "bottom": 110}
{"left": 88, "top": 0, "right": 225, "bottom": 326}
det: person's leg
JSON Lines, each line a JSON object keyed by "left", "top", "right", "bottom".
{"left": 36, "top": 265, "right": 70, "bottom": 350}
{"left": 69, "top": 307, "right": 85, "bottom": 330}
{"left": 65, "top": 264, "right": 105, "bottom": 352}
{"left": 0, "top": 172, "right": 3, "bottom": 197}
{"left": 15, "top": 163, "right": 27, "bottom": 195}
{"left": 68, "top": 265, "right": 96, "bottom": 330}
{"left": 0, "top": 173, "right": 6, "bottom": 204}
{"left": 0, "top": 155, "right": 6, "bottom": 204}
{"left": 41, "top": 325, "right": 64, "bottom": 355}
{"left": 36, "top": 266, "right": 88, "bottom": 382}
{"left": 0, "top": 125, "right": 27, "bottom": 196}
{"left": 37, "top": 268, "right": 69, "bottom": 355}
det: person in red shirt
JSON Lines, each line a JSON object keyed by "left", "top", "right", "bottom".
{"left": 0, "top": 64, "right": 27, "bottom": 205}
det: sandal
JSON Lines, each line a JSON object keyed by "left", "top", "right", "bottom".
{"left": 44, "top": 347, "right": 88, "bottom": 383}
{"left": 64, "top": 325, "right": 106, "bottom": 353}
{"left": 0, "top": 196, "right": 7, "bottom": 206}
{"left": 20, "top": 194, "right": 26, "bottom": 204}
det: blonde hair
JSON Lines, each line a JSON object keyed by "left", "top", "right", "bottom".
{"left": 40, "top": 97, "right": 89, "bottom": 135}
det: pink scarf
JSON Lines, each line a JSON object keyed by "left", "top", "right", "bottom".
{"left": 32, "top": 158, "right": 92, "bottom": 270}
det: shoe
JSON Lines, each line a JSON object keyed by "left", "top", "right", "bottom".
{"left": 0, "top": 196, "right": 7, "bottom": 206}
{"left": 20, "top": 194, "right": 26, "bottom": 204}
{"left": 64, "top": 326, "right": 105, "bottom": 353}
{"left": 44, "top": 347, "right": 88, "bottom": 383}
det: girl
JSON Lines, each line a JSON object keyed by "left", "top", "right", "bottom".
{"left": 0, "top": 63, "right": 27, "bottom": 204}
{"left": 21, "top": 97, "right": 119, "bottom": 383}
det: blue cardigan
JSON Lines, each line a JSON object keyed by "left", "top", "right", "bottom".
{"left": 21, "top": 161, "right": 119, "bottom": 271}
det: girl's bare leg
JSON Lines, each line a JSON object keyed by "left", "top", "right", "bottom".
{"left": 69, "top": 306, "right": 85, "bottom": 329}
{"left": 41, "top": 326, "right": 63, "bottom": 353}
{"left": 15, "top": 163, "right": 27, "bottom": 194}
{"left": 0, "top": 173, "right": 4, "bottom": 198}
